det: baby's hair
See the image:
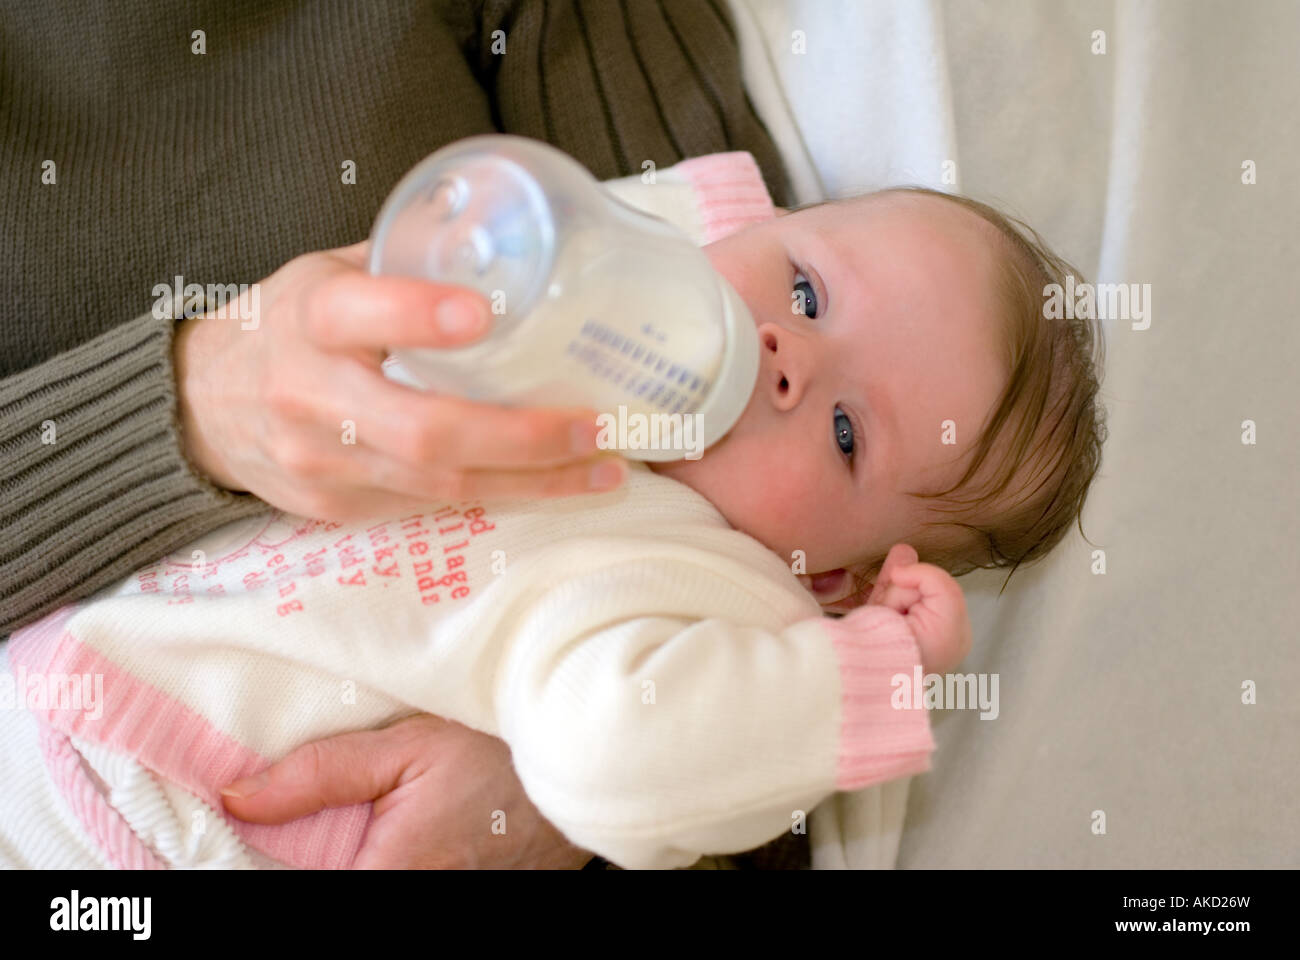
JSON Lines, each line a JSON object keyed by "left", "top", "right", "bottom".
{"left": 799, "top": 187, "right": 1108, "bottom": 596}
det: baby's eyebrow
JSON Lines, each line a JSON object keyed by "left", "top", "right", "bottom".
{"left": 804, "top": 230, "right": 847, "bottom": 277}
{"left": 802, "top": 230, "right": 861, "bottom": 315}
{"left": 819, "top": 232, "right": 857, "bottom": 279}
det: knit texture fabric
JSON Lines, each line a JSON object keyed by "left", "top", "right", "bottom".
{"left": 2, "top": 151, "right": 935, "bottom": 870}
{"left": 0, "top": 0, "right": 791, "bottom": 635}
{"left": 8, "top": 464, "right": 934, "bottom": 870}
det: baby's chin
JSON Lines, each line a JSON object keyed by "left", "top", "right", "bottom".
{"left": 645, "top": 447, "right": 707, "bottom": 491}
{"left": 647, "top": 439, "right": 736, "bottom": 519}
{"left": 647, "top": 437, "right": 774, "bottom": 544}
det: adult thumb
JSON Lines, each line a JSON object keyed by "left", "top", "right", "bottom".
{"left": 219, "top": 723, "right": 420, "bottom": 825}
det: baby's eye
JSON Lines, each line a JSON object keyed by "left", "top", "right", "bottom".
{"left": 833, "top": 407, "right": 855, "bottom": 460}
{"left": 792, "top": 273, "right": 818, "bottom": 319}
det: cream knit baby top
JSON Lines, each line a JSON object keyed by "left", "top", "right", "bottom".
{"left": 7, "top": 153, "right": 933, "bottom": 870}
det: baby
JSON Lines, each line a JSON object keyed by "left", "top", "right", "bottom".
{"left": 4, "top": 162, "right": 1106, "bottom": 871}
{"left": 667, "top": 186, "right": 1106, "bottom": 613}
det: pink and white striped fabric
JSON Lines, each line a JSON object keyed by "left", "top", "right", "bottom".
{"left": 671, "top": 151, "right": 778, "bottom": 242}
{"left": 9, "top": 603, "right": 367, "bottom": 869}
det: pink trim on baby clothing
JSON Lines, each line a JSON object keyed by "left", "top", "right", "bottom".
{"left": 7, "top": 607, "right": 370, "bottom": 869}
{"left": 821, "top": 608, "right": 936, "bottom": 790}
{"left": 38, "top": 724, "right": 167, "bottom": 869}
{"left": 672, "top": 151, "right": 777, "bottom": 243}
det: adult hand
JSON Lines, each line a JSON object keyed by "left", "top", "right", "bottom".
{"left": 173, "top": 241, "right": 625, "bottom": 520}
{"left": 219, "top": 713, "right": 594, "bottom": 869}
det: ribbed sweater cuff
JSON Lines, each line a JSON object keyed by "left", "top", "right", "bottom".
{"left": 0, "top": 310, "right": 269, "bottom": 635}
{"left": 820, "top": 608, "right": 936, "bottom": 790}
{"left": 672, "top": 151, "right": 776, "bottom": 243}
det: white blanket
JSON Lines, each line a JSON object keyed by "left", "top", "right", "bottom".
{"left": 731, "top": 0, "right": 1300, "bottom": 867}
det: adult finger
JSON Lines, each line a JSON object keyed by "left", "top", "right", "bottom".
{"left": 304, "top": 271, "right": 492, "bottom": 352}
{"left": 219, "top": 724, "right": 426, "bottom": 825}
{"left": 341, "top": 448, "right": 628, "bottom": 502}
{"left": 288, "top": 484, "right": 449, "bottom": 524}
{"left": 317, "top": 361, "right": 606, "bottom": 469}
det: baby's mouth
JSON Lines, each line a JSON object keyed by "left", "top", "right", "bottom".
{"left": 797, "top": 570, "right": 846, "bottom": 594}
{"left": 811, "top": 569, "right": 846, "bottom": 593}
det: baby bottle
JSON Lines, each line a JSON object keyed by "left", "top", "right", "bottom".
{"left": 367, "top": 134, "right": 759, "bottom": 461}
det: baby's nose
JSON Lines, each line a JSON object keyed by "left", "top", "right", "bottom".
{"left": 757, "top": 322, "right": 806, "bottom": 410}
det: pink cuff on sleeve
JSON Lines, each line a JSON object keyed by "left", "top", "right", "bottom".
{"left": 672, "top": 151, "right": 776, "bottom": 243}
{"left": 820, "top": 607, "right": 937, "bottom": 790}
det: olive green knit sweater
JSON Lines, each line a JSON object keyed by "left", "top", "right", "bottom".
{"left": 0, "top": 0, "right": 790, "bottom": 635}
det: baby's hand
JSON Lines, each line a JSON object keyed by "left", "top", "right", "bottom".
{"left": 864, "top": 544, "right": 972, "bottom": 674}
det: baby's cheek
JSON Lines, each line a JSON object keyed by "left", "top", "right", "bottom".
{"left": 732, "top": 470, "right": 826, "bottom": 564}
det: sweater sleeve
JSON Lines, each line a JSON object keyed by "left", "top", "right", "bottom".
{"left": 493, "top": 565, "right": 934, "bottom": 870}
{"left": 0, "top": 308, "right": 269, "bottom": 637}
{"left": 475, "top": 0, "right": 793, "bottom": 207}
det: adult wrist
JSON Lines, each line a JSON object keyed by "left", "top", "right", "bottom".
{"left": 172, "top": 312, "right": 244, "bottom": 492}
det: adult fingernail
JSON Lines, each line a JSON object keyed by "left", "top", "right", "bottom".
{"left": 437, "top": 298, "right": 487, "bottom": 338}
{"left": 589, "top": 459, "right": 625, "bottom": 490}
{"left": 220, "top": 771, "right": 269, "bottom": 799}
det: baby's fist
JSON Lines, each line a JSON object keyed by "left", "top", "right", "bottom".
{"left": 867, "top": 544, "right": 972, "bottom": 675}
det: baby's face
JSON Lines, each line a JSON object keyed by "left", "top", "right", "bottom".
{"left": 650, "top": 192, "right": 1009, "bottom": 609}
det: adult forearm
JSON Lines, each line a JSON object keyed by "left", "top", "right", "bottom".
{"left": 0, "top": 309, "right": 268, "bottom": 636}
